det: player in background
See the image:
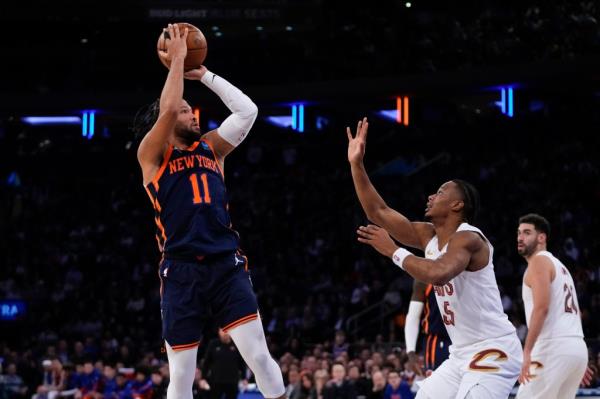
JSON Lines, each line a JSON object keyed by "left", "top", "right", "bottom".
{"left": 516, "top": 213, "right": 593, "bottom": 398}
{"left": 346, "top": 117, "right": 522, "bottom": 398}
{"left": 135, "top": 24, "right": 285, "bottom": 399}
{"left": 405, "top": 280, "right": 451, "bottom": 373}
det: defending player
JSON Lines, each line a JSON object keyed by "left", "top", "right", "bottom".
{"left": 346, "top": 118, "right": 522, "bottom": 398}
{"left": 515, "top": 214, "right": 590, "bottom": 398}
{"left": 134, "top": 24, "right": 285, "bottom": 399}
{"left": 405, "top": 280, "right": 451, "bottom": 373}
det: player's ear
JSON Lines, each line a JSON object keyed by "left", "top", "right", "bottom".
{"left": 451, "top": 200, "right": 465, "bottom": 214}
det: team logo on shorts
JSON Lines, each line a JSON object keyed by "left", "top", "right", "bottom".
{"left": 234, "top": 255, "right": 244, "bottom": 266}
{"left": 468, "top": 349, "right": 508, "bottom": 372}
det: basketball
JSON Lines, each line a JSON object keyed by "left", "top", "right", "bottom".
{"left": 157, "top": 22, "right": 207, "bottom": 71}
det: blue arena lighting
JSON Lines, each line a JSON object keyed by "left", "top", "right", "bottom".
{"left": 492, "top": 86, "right": 515, "bottom": 118}
{"left": 291, "top": 105, "right": 297, "bottom": 130}
{"left": 298, "top": 104, "right": 304, "bottom": 133}
{"left": 21, "top": 116, "right": 81, "bottom": 125}
{"left": 266, "top": 116, "right": 294, "bottom": 129}
{"left": 82, "top": 112, "right": 88, "bottom": 137}
{"left": 88, "top": 111, "right": 96, "bottom": 139}
{"left": 377, "top": 110, "right": 399, "bottom": 122}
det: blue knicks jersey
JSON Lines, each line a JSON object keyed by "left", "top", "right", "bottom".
{"left": 422, "top": 284, "right": 449, "bottom": 338}
{"left": 144, "top": 139, "right": 239, "bottom": 258}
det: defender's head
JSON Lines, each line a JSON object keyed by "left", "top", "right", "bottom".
{"left": 517, "top": 213, "right": 550, "bottom": 258}
{"left": 133, "top": 99, "right": 201, "bottom": 144}
{"left": 425, "top": 179, "right": 480, "bottom": 224}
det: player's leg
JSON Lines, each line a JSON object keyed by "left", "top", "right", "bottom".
{"left": 556, "top": 340, "right": 588, "bottom": 399}
{"left": 457, "top": 335, "right": 522, "bottom": 399}
{"left": 211, "top": 253, "right": 285, "bottom": 399}
{"left": 228, "top": 318, "right": 285, "bottom": 399}
{"left": 166, "top": 342, "right": 199, "bottom": 399}
{"left": 415, "top": 356, "right": 462, "bottom": 399}
{"left": 160, "top": 260, "right": 207, "bottom": 399}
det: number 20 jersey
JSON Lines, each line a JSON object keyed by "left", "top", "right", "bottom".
{"left": 144, "top": 139, "right": 239, "bottom": 259}
{"left": 522, "top": 251, "right": 583, "bottom": 340}
{"left": 424, "top": 223, "right": 516, "bottom": 347}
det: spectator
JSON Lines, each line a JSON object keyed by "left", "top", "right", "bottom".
{"left": 0, "top": 364, "right": 27, "bottom": 399}
{"left": 382, "top": 371, "right": 412, "bottom": 399}
{"left": 322, "top": 364, "right": 356, "bottom": 399}
{"left": 202, "top": 329, "right": 245, "bottom": 399}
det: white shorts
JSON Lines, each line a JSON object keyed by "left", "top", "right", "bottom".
{"left": 417, "top": 333, "right": 523, "bottom": 399}
{"left": 516, "top": 337, "right": 587, "bottom": 399}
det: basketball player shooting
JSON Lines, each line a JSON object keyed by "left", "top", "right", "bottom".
{"left": 134, "top": 24, "right": 285, "bottom": 399}
{"left": 346, "top": 118, "right": 522, "bottom": 399}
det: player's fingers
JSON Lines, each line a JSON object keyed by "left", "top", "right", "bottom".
{"left": 356, "top": 229, "right": 371, "bottom": 238}
{"left": 346, "top": 127, "right": 353, "bottom": 141}
{"left": 182, "top": 26, "right": 189, "bottom": 40}
{"left": 173, "top": 23, "right": 181, "bottom": 39}
{"left": 356, "top": 120, "right": 362, "bottom": 135}
{"left": 357, "top": 237, "right": 371, "bottom": 244}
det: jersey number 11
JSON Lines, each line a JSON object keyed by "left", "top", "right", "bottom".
{"left": 190, "top": 173, "right": 212, "bottom": 204}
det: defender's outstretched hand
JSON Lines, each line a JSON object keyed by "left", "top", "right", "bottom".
{"left": 357, "top": 224, "right": 398, "bottom": 258}
{"left": 347, "top": 117, "right": 369, "bottom": 165}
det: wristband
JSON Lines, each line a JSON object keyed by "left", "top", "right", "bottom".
{"left": 392, "top": 248, "right": 411, "bottom": 270}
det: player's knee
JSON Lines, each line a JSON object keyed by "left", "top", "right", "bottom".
{"left": 169, "top": 364, "right": 193, "bottom": 385}
{"left": 252, "top": 352, "right": 273, "bottom": 374}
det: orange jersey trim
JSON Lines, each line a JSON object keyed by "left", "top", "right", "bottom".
{"left": 171, "top": 341, "right": 201, "bottom": 351}
{"left": 425, "top": 334, "right": 432, "bottom": 368}
{"left": 430, "top": 335, "right": 438, "bottom": 367}
{"left": 150, "top": 145, "right": 174, "bottom": 190}
{"left": 222, "top": 313, "right": 258, "bottom": 333}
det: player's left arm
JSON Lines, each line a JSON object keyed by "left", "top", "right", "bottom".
{"left": 184, "top": 68, "right": 258, "bottom": 161}
{"left": 357, "top": 225, "right": 481, "bottom": 285}
{"left": 519, "top": 255, "right": 553, "bottom": 383}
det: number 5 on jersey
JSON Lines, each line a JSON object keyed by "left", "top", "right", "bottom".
{"left": 190, "top": 173, "right": 212, "bottom": 204}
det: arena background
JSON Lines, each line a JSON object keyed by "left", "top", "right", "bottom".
{"left": 1, "top": 0, "right": 599, "bottom": 398}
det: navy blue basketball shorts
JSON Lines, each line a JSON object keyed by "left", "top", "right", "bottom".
{"left": 158, "top": 250, "right": 259, "bottom": 351}
{"left": 424, "top": 334, "right": 451, "bottom": 370}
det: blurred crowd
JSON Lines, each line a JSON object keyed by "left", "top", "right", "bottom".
{"left": 1, "top": 68, "right": 600, "bottom": 399}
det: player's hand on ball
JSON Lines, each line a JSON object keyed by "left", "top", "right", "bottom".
{"left": 158, "top": 23, "right": 189, "bottom": 63}
{"left": 357, "top": 224, "right": 398, "bottom": 258}
{"left": 184, "top": 66, "right": 208, "bottom": 81}
{"left": 346, "top": 117, "right": 368, "bottom": 165}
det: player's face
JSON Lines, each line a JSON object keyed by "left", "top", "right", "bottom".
{"left": 424, "top": 181, "right": 462, "bottom": 219}
{"left": 174, "top": 100, "right": 201, "bottom": 141}
{"left": 517, "top": 223, "right": 540, "bottom": 257}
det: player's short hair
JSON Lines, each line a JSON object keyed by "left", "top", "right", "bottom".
{"left": 132, "top": 98, "right": 160, "bottom": 141}
{"left": 452, "top": 179, "right": 480, "bottom": 224}
{"left": 519, "top": 213, "right": 551, "bottom": 238}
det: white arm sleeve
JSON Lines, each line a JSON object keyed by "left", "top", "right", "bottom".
{"left": 405, "top": 300, "right": 424, "bottom": 353}
{"left": 200, "top": 70, "right": 258, "bottom": 147}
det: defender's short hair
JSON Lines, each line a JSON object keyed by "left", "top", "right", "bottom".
{"left": 519, "top": 213, "right": 551, "bottom": 238}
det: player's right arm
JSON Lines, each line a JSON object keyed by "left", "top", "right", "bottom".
{"left": 137, "top": 24, "right": 188, "bottom": 185}
{"left": 347, "top": 117, "right": 434, "bottom": 250}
